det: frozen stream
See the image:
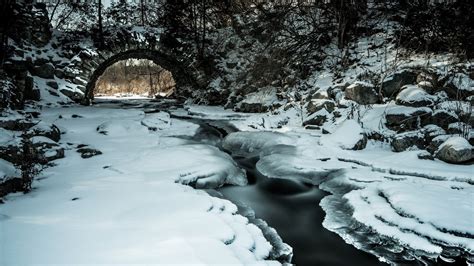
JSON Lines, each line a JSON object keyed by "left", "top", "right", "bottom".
{"left": 182, "top": 119, "right": 384, "bottom": 265}
{"left": 5, "top": 98, "right": 466, "bottom": 265}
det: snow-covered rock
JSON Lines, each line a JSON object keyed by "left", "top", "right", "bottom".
{"left": 396, "top": 85, "right": 436, "bottom": 107}
{"left": 28, "top": 122, "right": 61, "bottom": 142}
{"left": 308, "top": 88, "right": 329, "bottom": 100}
{"left": 303, "top": 109, "right": 329, "bottom": 127}
{"left": 381, "top": 69, "right": 417, "bottom": 97}
{"left": 324, "top": 120, "right": 367, "bottom": 150}
{"left": 391, "top": 130, "right": 425, "bottom": 152}
{"left": 436, "top": 137, "right": 473, "bottom": 164}
{"left": 447, "top": 122, "right": 469, "bottom": 135}
{"left": 344, "top": 81, "right": 379, "bottom": 105}
{"left": 385, "top": 106, "right": 432, "bottom": 132}
{"left": 237, "top": 87, "right": 279, "bottom": 113}
{"left": 140, "top": 112, "right": 171, "bottom": 131}
{"left": 341, "top": 178, "right": 474, "bottom": 257}
{"left": 306, "top": 99, "right": 336, "bottom": 114}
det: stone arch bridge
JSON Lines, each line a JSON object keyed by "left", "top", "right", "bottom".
{"left": 59, "top": 27, "right": 203, "bottom": 104}
{"left": 3, "top": 3, "right": 207, "bottom": 106}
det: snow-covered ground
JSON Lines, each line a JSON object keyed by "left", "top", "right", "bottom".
{"left": 0, "top": 105, "right": 283, "bottom": 265}
{"left": 1, "top": 102, "right": 472, "bottom": 265}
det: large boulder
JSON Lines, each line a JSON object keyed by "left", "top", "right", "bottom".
{"left": 385, "top": 106, "right": 432, "bottom": 132}
{"left": 381, "top": 69, "right": 417, "bottom": 98}
{"left": 395, "top": 85, "right": 435, "bottom": 107}
{"left": 345, "top": 81, "right": 379, "bottom": 104}
{"left": 31, "top": 63, "right": 55, "bottom": 79}
{"left": 436, "top": 137, "right": 473, "bottom": 164}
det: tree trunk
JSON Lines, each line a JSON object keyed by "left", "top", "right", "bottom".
{"left": 140, "top": 0, "right": 145, "bottom": 26}
{"left": 200, "top": 0, "right": 207, "bottom": 59}
{"left": 98, "top": 0, "right": 104, "bottom": 48}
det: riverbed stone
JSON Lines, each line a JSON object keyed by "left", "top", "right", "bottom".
{"left": 345, "top": 81, "right": 379, "bottom": 105}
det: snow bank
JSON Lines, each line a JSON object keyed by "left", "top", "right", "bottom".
{"left": 320, "top": 167, "right": 474, "bottom": 263}
{"left": 322, "top": 119, "right": 366, "bottom": 150}
{"left": 122, "top": 143, "right": 248, "bottom": 188}
{"left": 222, "top": 131, "right": 296, "bottom": 156}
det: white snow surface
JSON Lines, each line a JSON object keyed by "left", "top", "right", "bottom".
{"left": 0, "top": 106, "right": 280, "bottom": 265}
{"left": 323, "top": 119, "right": 365, "bottom": 150}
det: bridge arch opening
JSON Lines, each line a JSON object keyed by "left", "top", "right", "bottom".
{"left": 83, "top": 49, "right": 195, "bottom": 104}
{"left": 94, "top": 59, "right": 175, "bottom": 99}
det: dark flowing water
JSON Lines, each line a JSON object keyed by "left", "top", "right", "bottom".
{"left": 218, "top": 156, "right": 384, "bottom": 266}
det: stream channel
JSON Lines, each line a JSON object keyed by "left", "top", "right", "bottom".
{"left": 184, "top": 117, "right": 384, "bottom": 266}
